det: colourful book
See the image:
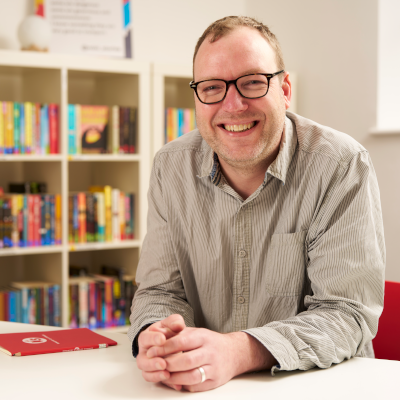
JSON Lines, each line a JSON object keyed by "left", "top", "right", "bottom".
{"left": 104, "top": 186, "right": 112, "bottom": 242}
{"left": 68, "top": 104, "right": 76, "bottom": 155}
{"left": 0, "top": 102, "right": 4, "bottom": 154}
{"left": 13, "top": 102, "right": 20, "bottom": 154}
{"left": 25, "top": 102, "right": 33, "bottom": 154}
{"left": 80, "top": 105, "right": 109, "bottom": 154}
{"left": 48, "top": 103, "right": 59, "bottom": 154}
{"left": 111, "top": 105, "right": 119, "bottom": 154}
{"left": 55, "top": 194, "right": 61, "bottom": 245}
{"left": 5, "top": 102, "right": 14, "bottom": 154}
{"left": 111, "top": 188, "right": 120, "bottom": 241}
{"left": 40, "top": 104, "right": 49, "bottom": 154}
{"left": 19, "top": 103, "right": 25, "bottom": 154}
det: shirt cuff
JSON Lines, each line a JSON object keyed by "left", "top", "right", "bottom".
{"left": 131, "top": 323, "right": 154, "bottom": 357}
{"left": 243, "top": 326, "right": 301, "bottom": 374}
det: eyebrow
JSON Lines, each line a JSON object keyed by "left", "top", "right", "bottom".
{"left": 196, "top": 69, "right": 266, "bottom": 82}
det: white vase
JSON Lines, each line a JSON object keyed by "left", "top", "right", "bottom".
{"left": 18, "top": 15, "right": 51, "bottom": 52}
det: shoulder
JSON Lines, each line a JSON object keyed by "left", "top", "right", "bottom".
{"left": 286, "top": 111, "right": 367, "bottom": 167}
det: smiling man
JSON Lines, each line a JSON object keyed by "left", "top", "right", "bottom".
{"left": 128, "top": 16, "right": 385, "bottom": 392}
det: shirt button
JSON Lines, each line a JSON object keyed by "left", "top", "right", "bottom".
{"left": 238, "top": 296, "right": 245, "bottom": 304}
{"left": 239, "top": 250, "right": 247, "bottom": 258}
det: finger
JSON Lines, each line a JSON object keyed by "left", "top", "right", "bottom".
{"left": 162, "top": 382, "right": 182, "bottom": 391}
{"left": 136, "top": 354, "right": 167, "bottom": 372}
{"left": 148, "top": 324, "right": 183, "bottom": 340}
{"left": 154, "top": 314, "right": 186, "bottom": 335}
{"left": 138, "top": 330, "right": 166, "bottom": 350}
{"left": 164, "top": 349, "right": 205, "bottom": 372}
{"left": 163, "top": 365, "right": 210, "bottom": 386}
{"left": 147, "top": 330, "right": 203, "bottom": 358}
{"left": 141, "top": 369, "right": 170, "bottom": 383}
{"left": 183, "top": 380, "right": 216, "bottom": 393}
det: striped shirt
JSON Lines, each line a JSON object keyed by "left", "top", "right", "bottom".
{"left": 128, "top": 111, "right": 385, "bottom": 373}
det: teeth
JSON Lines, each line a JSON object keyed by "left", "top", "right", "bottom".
{"left": 224, "top": 122, "right": 255, "bottom": 132}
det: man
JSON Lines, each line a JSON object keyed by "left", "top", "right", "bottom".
{"left": 128, "top": 16, "right": 385, "bottom": 392}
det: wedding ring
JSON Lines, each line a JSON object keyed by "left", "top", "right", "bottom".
{"left": 198, "top": 366, "right": 206, "bottom": 383}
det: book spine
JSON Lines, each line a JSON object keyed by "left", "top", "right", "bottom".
{"left": 15, "top": 289, "right": 22, "bottom": 323}
{"left": 75, "top": 104, "right": 81, "bottom": 154}
{"left": 43, "top": 286, "right": 49, "bottom": 326}
{"left": 79, "top": 281, "right": 89, "bottom": 328}
{"left": 25, "top": 102, "right": 33, "bottom": 154}
{"left": 53, "top": 284, "right": 60, "bottom": 327}
{"left": 96, "top": 192, "right": 105, "bottom": 242}
{"left": 23, "top": 195, "right": 28, "bottom": 247}
{"left": 50, "top": 195, "right": 55, "bottom": 245}
{"left": 17, "top": 195, "right": 24, "bottom": 247}
{"left": 111, "top": 188, "right": 120, "bottom": 241}
{"left": 128, "top": 107, "right": 135, "bottom": 153}
{"left": 11, "top": 195, "right": 19, "bottom": 247}
{"left": 130, "top": 193, "right": 135, "bottom": 239}
{"left": 89, "top": 281, "right": 97, "bottom": 329}
{"left": 68, "top": 104, "right": 76, "bottom": 155}
{"left": 78, "top": 192, "right": 86, "bottom": 243}
{"left": 93, "top": 194, "right": 98, "bottom": 242}
{"left": 0, "top": 102, "right": 4, "bottom": 154}
{"left": 5, "top": 102, "right": 14, "bottom": 154}
{"left": 19, "top": 103, "right": 25, "bottom": 154}
{"left": 35, "top": 103, "right": 41, "bottom": 154}
{"left": 86, "top": 193, "right": 94, "bottom": 242}
{"left": 119, "top": 191, "right": 125, "bottom": 240}
{"left": 45, "top": 194, "right": 51, "bottom": 245}
{"left": 104, "top": 186, "right": 112, "bottom": 242}
{"left": 73, "top": 194, "right": 79, "bottom": 243}
{"left": 112, "top": 105, "right": 119, "bottom": 154}
{"left": 28, "top": 288, "right": 36, "bottom": 324}
{"left": 13, "top": 102, "right": 20, "bottom": 154}
{"left": 8, "top": 291, "right": 16, "bottom": 322}
{"left": 55, "top": 194, "right": 61, "bottom": 245}
{"left": 48, "top": 103, "right": 59, "bottom": 154}
{"left": 48, "top": 285, "right": 54, "bottom": 326}
{"left": 33, "top": 195, "right": 40, "bottom": 246}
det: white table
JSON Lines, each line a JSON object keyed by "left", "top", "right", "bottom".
{"left": 0, "top": 321, "right": 399, "bottom": 399}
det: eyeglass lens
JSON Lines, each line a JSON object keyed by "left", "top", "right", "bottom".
{"left": 196, "top": 75, "right": 269, "bottom": 103}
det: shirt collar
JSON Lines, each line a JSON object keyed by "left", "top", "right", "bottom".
{"left": 198, "top": 114, "right": 297, "bottom": 185}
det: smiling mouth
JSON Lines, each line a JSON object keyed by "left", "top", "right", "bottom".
{"left": 222, "top": 121, "right": 256, "bottom": 132}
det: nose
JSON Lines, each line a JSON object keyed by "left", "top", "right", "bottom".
{"left": 221, "top": 82, "right": 248, "bottom": 113}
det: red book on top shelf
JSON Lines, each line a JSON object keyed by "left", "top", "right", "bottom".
{"left": 0, "top": 328, "right": 117, "bottom": 356}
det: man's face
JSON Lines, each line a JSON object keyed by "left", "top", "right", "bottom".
{"left": 193, "top": 27, "right": 291, "bottom": 171}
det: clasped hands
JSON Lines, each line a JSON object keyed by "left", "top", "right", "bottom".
{"left": 136, "top": 314, "right": 276, "bottom": 392}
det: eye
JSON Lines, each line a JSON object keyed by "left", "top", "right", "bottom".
{"left": 202, "top": 84, "right": 224, "bottom": 92}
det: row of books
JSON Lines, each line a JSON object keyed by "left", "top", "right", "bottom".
{"left": 165, "top": 107, "right": 196, "bottom": 144}
{"left": 0, "top": 193, "right": 62, "bottom": 248}
{"left": 68, "top": 105, "right": 137, "bottom": 155}
{"left": 68, "top": 186, "right": 135, "bottom": 244}
{"left": 0, "top": 282, "right": 61, "bottom": 326}
{"left": 0, "top": 101, "right": 59, "bottom": 155}
{"left": 69, "top": 265, "right": 137, "bottom": 328}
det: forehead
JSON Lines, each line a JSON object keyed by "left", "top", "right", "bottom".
{"left": 194, "top": 27, "right": 277, "bottom": 81}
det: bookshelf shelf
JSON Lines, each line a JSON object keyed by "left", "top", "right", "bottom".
{"left": 68, "top": 154, "right": 142, "bottom": 162}
{"left": 69, "top": 240, "right": 140, "bottom": 252}
{"left": 0, "top": 245, "right": 64, "bottom": 257}
{"left": 0, "top": 50, "right": 151, "bottom": 329}
{"left": 0, "top": 155, "right": 64, "bottom": 162}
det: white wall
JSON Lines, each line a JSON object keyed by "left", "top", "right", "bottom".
{"left": 377, "top": 0, "right": 400, "bottom": 130}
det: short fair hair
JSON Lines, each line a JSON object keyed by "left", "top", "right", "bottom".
{"left": 193, "top": 16, "right": 285, "bottom": 73}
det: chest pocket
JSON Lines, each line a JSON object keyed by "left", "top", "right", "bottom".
{"left": 266, "top": 230, "right": 307, "bottom": 297}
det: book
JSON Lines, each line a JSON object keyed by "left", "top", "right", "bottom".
{"left": 0, "top": 328, "right": 117, "bottom": 357}
{"left": 81, "top": 105, "right": 109, "bottom": 154}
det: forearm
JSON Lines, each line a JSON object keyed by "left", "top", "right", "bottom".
{"left": 226, "top": 331, "right": 277, "bottom": 376}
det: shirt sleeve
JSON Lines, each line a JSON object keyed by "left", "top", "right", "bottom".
{"left": 127, "top": 154, "right": 196, "bottom": 351}
{"left": 243, "top": 150, "right": 385, "bottom": 373}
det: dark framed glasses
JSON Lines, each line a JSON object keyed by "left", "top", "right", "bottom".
{"left": 189, "top": 70, "right": 284, "bottom": 104}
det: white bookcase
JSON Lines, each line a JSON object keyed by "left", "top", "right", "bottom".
{"left": 152, "top": 63, "right": 297, "bottom": 158}
{"left": 0, "top": 49, "right": 151, "bottom": 329}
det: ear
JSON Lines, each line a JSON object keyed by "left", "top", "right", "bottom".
{"left": 281, "top": 72, "right": 292, "bottom": 110}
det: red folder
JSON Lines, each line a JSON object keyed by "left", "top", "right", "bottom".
{"left": 0, "top": 328, "right": 117, "bottom": 356}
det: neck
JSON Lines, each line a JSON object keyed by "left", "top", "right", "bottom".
{"left": 218, "top": 145, "right": 280, "bottom": 200}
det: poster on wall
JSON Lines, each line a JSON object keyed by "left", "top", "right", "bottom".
{"left": 35, "top": 0, "right": 132, "bottom": 58}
